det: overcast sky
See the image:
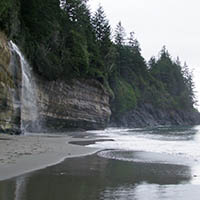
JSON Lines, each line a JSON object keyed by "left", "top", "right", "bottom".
{"left": 88, "top": 0, "right": 200, "bottom": 109}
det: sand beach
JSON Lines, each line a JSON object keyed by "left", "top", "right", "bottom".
{"left": 0, "top": 134, "right": 99, "bottom": 181}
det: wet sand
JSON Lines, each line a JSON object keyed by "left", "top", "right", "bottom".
{"left": 1, "top": 126, "right": 199, "bottom": 200}
{"left": 69, "top": 139, "right": 114, "bottom": 146}
{"left": 0, "top": 134, "right": 100, "bottom": 181}
{"left": 0, "top": 153, "right": 196, "bottom": 200}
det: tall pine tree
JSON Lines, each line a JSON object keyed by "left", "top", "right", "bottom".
{"left": 92, "top": 5, "right": 114, "bottom": 78}
{"left": 114, "top": 21, "right": 126, "bottom": 46}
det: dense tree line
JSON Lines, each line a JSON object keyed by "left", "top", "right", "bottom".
{"left": 0, "top": 0, "right": 196, "bottom": 117}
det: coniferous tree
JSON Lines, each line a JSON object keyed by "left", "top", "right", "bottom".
{"left": 92, "top": 5, "right": 114, "bottom": 78}
{"left": 148, "top": 56, "right": 156, "bottom": 69}
{"left": 114, "top": 21, "right": 126, "bottom": 46}
{"left": 182, "top": 62, "right": 195, "bottom": 106}
{"left": 5, "top": 0, "right": 196, "bottom": 115}
{"left": 92, "top": 6, "right": 110, "bottom": 42}
{"left": 113, "top": 21, "right": 127, "bottom": 75}
{"left": 128, "top": 31, "right": 141, "bottom": 52}
{"left": 61, "top": 0, "right": 90, "bottom": 34}
{"left": 149, "top": 47, "right": 196, "bottom": 110}
{"left": 0, "top": 0, "right": 14, "bottom": 34}
{"left": 60, "top": 0, "right": 103, "bottom": 77}
{"left": 20, "top": 0, "right": 61, "bottom": 41}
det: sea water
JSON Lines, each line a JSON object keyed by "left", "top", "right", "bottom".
{"left": 1, "top": 126, "right": 200, "bottom": 200}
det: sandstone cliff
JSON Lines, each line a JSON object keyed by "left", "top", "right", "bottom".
{"left": 0, "top": 35, "right": 111, "bottom": 133}
{"left": 35, "top": 79, "right": 111, "bottom": 131}
{"left": 0, "top": 33, "right": 21, "bottom": 134}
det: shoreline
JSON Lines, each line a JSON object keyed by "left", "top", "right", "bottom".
{"left": 0, "top": 134, "right": 100, "bottom": 181}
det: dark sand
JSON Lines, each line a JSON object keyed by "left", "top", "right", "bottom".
{"left": 0, "top": 153, "right": 198, "bottom": 200}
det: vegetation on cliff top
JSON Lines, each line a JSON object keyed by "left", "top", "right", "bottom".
{"left": 0, "top": 0, "right": 197, "bottom": 118}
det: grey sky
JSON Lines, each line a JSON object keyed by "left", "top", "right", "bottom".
{"left": 88, "top": 0, "right": 200, "bottom": 108}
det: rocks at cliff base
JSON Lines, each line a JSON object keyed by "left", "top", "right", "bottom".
{"left": 111, "top": 103, "right": 200, "bottom": 128}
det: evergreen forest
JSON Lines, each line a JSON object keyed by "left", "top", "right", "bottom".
{"left": 0, "top": 0, "right": 196, "bottom": 121}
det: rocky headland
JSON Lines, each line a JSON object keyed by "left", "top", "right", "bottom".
{"left": 0, "top": 0, "right": 200, "bottom": 134}
{"left": 111, "top": 103, "right": 200, "bottom": 128}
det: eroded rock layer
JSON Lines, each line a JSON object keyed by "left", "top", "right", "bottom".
{"left": 0, "top": 33, "right": 21, "bottom": 134}
{"left": 35, "top": 78, "right": 111, "bottom": 131}
{"left": 0, "top": 36, "right": 111, "bottom": 133}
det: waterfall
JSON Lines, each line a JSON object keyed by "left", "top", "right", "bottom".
{"left": 9, "top": 41, "right": 40, "bottom": 134}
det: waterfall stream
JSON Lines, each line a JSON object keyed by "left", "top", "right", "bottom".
{"left": 9, "top": 41, "right": 40, "bottom": 133}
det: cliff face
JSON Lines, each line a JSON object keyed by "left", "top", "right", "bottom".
{"left": 111, "top": 103, "right": 200, "bottom": 128}
{"left": 0, "top": 33, "right": 21, "bottom": 134}
{"left": 0, "top": 35, "right": 111, "bottom": 133}
{"left": 35, "top": 78, "right": 111, "bottom": 131}
{"left": 0, "top": 34, "right": 199, "bottom": 134}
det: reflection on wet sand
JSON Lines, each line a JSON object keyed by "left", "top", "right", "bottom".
{"left": 0, "top": 154, "right": 193, "bottom": 200}
{"left": 1, "top": 126, "right": 200, "bottom": 200}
